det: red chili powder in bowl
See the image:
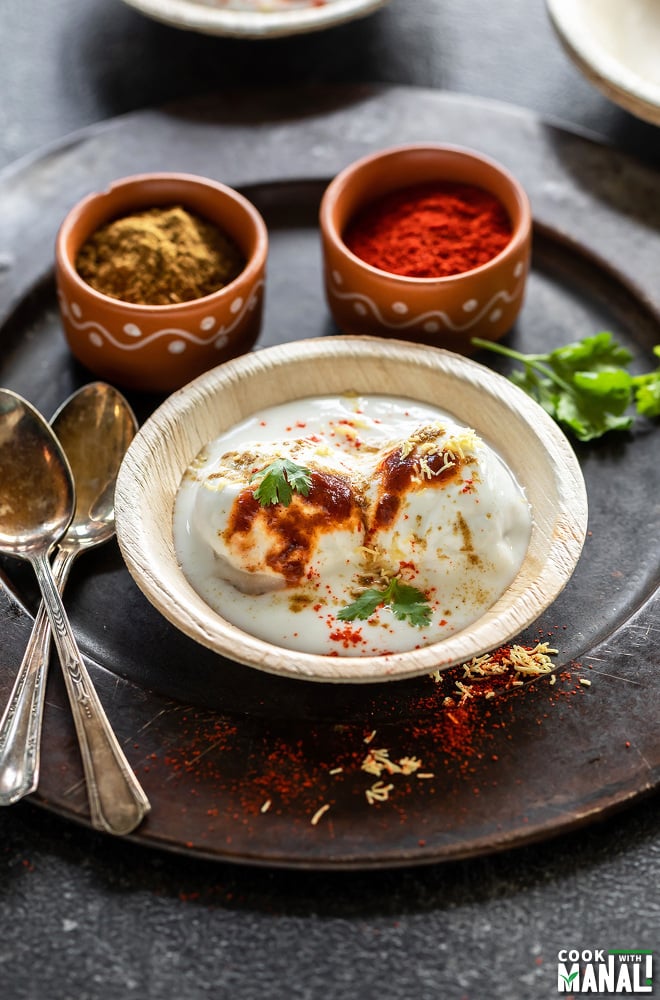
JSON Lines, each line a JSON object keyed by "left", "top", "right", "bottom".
{"left": 343, "top": 181, "right": 513, "bottom": 278}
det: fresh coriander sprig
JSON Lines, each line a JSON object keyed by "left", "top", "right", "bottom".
{"left": 250, "top": 458, "right": 312, "bottom": 507}
{"left": 472, "top": 332, "right": 660, "bottom": 442}
{"left": 338, "top": 577, "right": 432, "bottom": 628}
{"left": 632, "top": 345, "right": 660, "bottom": 417}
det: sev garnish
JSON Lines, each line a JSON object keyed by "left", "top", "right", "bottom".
{"left": 365, "top": 781, "right": 395, "bottom": 805}
{"left": 361, "top": 748, "right": 424, "bottom": 777}
{"left": 310, "top": 803, "right": 331, "bottom": 826}
{"left": 433, "top": 642, "right": 559, "bottom": 690}
{"left": 361, "top": 748, "right": 401, "bottom": 776}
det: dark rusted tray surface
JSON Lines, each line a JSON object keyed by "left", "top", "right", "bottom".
{"left": 0, "top": 86, "right": 658, "bottom": 868}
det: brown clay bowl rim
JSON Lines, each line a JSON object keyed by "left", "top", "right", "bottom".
{"left": 319, "top": 143, "right": 532, "bottom": 285}
{"left": 55, "top": 171, "right": 269, "bottom": 314}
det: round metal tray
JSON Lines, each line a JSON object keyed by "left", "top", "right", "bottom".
{"left": 0, "top": 86, "right": 658, "bottom": 868}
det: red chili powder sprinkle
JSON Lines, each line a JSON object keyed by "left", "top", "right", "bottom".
{"left": 329, "top": 623, "right": 366, "bottom": 648}
{"left": 152, "top": 642, "right": 591, "bottom": 833}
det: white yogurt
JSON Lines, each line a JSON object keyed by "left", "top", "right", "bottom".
{"left": 173, "top": 394, "right": 532, "bottom": 656}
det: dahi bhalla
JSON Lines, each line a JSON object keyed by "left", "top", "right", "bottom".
{"left": 174, "top": 394, "right": 532, "bottom": 657}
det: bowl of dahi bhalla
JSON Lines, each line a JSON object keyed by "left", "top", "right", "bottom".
{"left": 114, "top": 335, "right": 588, "bottom": 683}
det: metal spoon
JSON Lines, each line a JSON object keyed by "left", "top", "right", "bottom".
{"left": 0, "top": 387, "right": 150, "bottom": 835}
{"left": 0, "top": 382, "right": 139, "bottom": 807}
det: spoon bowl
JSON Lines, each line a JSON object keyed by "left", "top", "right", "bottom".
{"left": 52, "top": 382, "right": 137, "bottom": 548}
{"left": 0, "top": 397, "right": 74, "bottom": 554}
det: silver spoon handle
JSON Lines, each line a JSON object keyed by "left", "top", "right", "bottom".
{"left": 0, "top": 599, "right": 51, "bottom": 804}
{"left": 0, "top": 548, "right": 76, "bottom": 804}
{"left": 30, "top": 551, "right": 150, "bottom": 836}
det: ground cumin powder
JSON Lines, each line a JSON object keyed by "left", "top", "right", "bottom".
{"left": 75, "top": 205, "right": 246, "bottom": 305}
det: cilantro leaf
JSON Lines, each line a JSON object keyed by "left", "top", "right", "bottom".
{"left": 557, "top": 368, "right": 634, "bottom": 440}
{"left": 250, "top": 458, "right": 312, "bottom": 507}
{"left": 550, "top": 331, "right": 633, "bottom": 374}
{"left": 472, "top": 333, "right": 660, "bottom": 442}
{"left": 632, "top": 346, "right": 660, "bottom": 418}
{"left": 337, "top": 588, "right": 384, "bottom": 622}
{"left": 388, "top": 580, "right": 434, "bottom": 627}
{"left": 338, "top": 578, "right": 432, "bottom": 628}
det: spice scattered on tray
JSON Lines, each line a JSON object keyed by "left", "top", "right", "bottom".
{"left": 343, "top": 181, "right": 512, "bottom": 278}
{"left": 436, "top": 641, "right": 558, "bottom": 694}
{"left": 145, "top": 639, "right": 594, "bottom": 836}
{"left": 75, "top": 205, "right": 245, "bottom": 305}
{"left": 310, "top": 803, "right": 331, "bottom": 826}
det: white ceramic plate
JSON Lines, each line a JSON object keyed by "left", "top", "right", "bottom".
{"left": 114, "top": 336, "right": 588, "bottom": 685}
{"left": 120, "top": 0, "right": 390, "bottom": 38}
{"left": 547, "top": 0, "right": 660, "bottom": 126}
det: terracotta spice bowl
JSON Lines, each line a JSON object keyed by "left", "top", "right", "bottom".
{"left": 55, "top": 172, "right": 268, "bottom": 394}
{"left": 319, "top": 143, "right": 532, "bottom": 352}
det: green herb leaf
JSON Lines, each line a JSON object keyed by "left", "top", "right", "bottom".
{"left": 556, "top": 368, "right": 634, "bottom": 441}
{"left": 250, "top": 458, "right": 312, "bottom": 507}
{"left": 338, "top": 577, "right": 432, "bottom": 628}
{"left": 337, "top": 588, "right": 385, "bottom": 622}
{"left": 388, "top": 580, "right": 434, "bottom": 627}
{"left": 471, "top": 333, "right": 660, "bottom": 442}
{"left": 632, "top": 346, "right": 660, "bottom": 418}
{"left": 551, "top": 331, "right": 633, "bottom": 374}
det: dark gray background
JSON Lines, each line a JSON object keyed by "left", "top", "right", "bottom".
{"left": 1, "top": 2, "right": 659, "bottom": 999}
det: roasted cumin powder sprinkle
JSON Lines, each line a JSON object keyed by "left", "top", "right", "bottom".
{"left": 75, "top": 205, "right": 245, "bottom": 305}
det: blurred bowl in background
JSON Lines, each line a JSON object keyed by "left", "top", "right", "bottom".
{"left": 547, "top": 0, "right": 660, "bottom": 126}
{"left": 118, "top": 0, "right": 392, "bottom": 39}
